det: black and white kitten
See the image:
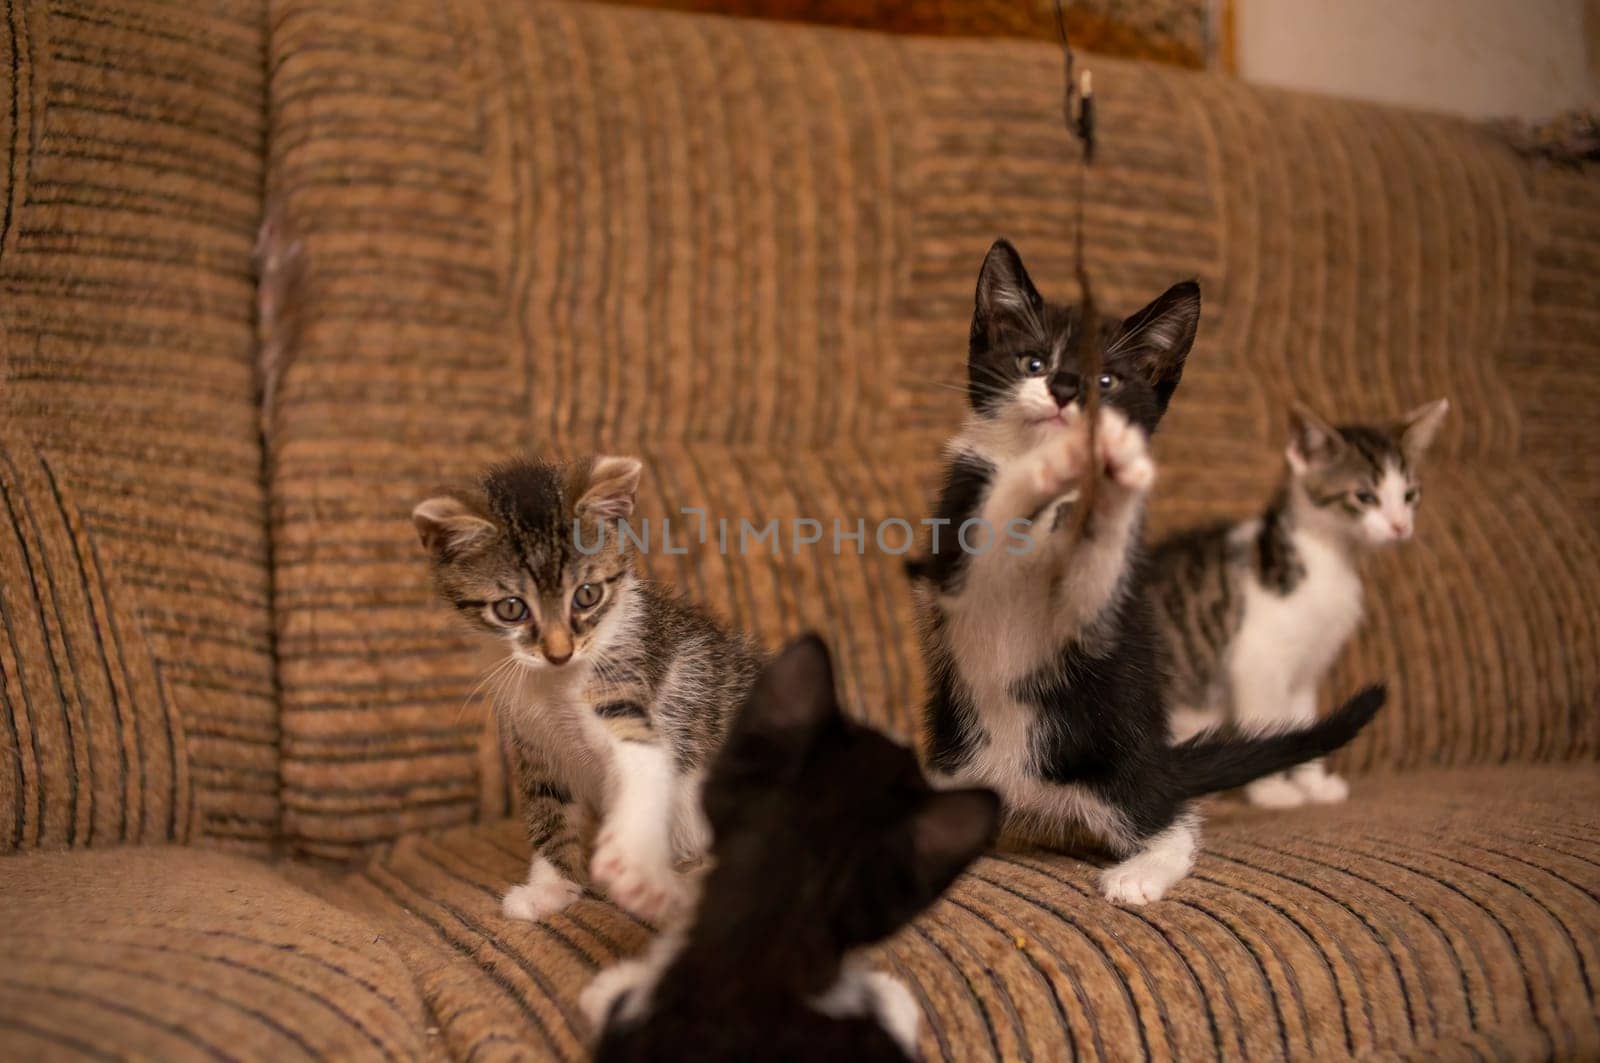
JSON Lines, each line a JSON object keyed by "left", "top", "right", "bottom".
{"left": 911, "top": 239, "right": 1386, "bottom": 904}
{"left": 582, "top": 635, "right": 1001, "bottom": 1061}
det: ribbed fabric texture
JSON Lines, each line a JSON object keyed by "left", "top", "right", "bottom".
{"left": 264, "top": 0, "right": 1599, "bottom": 857}
{"left": 0, "top": 0, "right": 276, "bottom": 851}
{"left": 0, "top": 847, "right": 435, "bottom": 1059}
{"left": 0, "top": 1, "right": 1597, "bottom": 1059}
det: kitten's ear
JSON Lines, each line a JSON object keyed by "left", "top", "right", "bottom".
{"left": 413, "top": 495, "right": 496, "bottom": 558}
{"left": 576, "top": 455, "right": 643, "bottom": 521}
{"left": 1286, "top": 401, "right": 1344, "bottom": 475}
{"left": 1118, "top": 280, "right": 1200, "bottom": 414}
{"left": 974, "top": 239, "right": 1043, "bottom": 334}
{"left": 912, "top": 788, "right": 1000, "bottom": 896}
{"left": 1397, "top": 398, "right": 1449, "bottom": 463}
{"left": 738, "top": 633, "right": 841, "bottom": 741}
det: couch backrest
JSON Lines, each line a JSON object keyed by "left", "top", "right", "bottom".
{"left": 0, "top": 0, "right": 275, "bottom": 852}
{"left": 262, "top": 0, "right": 1600, "bottom": 857}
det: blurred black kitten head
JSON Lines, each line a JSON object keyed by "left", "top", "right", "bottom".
{"left": 966, "top": 238, "right": 1200, "bottom": 437}
{"left": 702, "top": 635, "right": 999, "bottom": 972}
{"left": 591, "top": 637, "right": 999, "bottom": 1062}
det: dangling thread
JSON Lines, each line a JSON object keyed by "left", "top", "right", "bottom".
{"left": 1054, "top": 2, "right": 1102, "bottom": 548}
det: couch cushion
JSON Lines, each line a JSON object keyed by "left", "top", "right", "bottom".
{"left": 0, "top": 0, "right": 276, "bottom": 850}
{"left": 295, "top": 765, "right": 1600, "bottom": 1061}
{"left": 0, "top": 847, "right": 436, "bottom": 1061}
{"left": 264, "top": 0, "right": 1600, "bottom": 856}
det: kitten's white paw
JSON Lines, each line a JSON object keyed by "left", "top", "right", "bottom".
{"left": 1101, "top": 860, "right": 1179, "bottom": 905}
{"left": 1030, "top": 429, "right": 1089, "bottom": 498}
{"left": 1095, "top": 408, "right": 1154, "bottom": 492}
{"left": 502, "top": 859, "right": 582, "bottom": 922}
{"left": 580, "top": 959, "right": 653, "bottom": 1031}
{"left": 591, "top": 831, "right": 691, "bottom": 924}
{"left": 1100, "top": 822, "right": 1196, "bottom": 905}
{"left": 1295, "top": 769, "right": 1349, "bottom": 804}
{"left": 864, "top": 971, "right": 922, "bottom": 1059}
{"left": 1245, "top": 774, "right": 1308, "bottom": 809}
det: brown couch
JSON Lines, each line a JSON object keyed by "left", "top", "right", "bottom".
{"left": 2, "top": 1, "right": 1597, "bottom": 1058}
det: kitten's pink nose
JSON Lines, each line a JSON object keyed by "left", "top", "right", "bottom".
{"left": 1390, "top": 519, "right": 1411, "bottom": 538}
{"left": 540, "top": 629, "right": 574, "bottom": 665}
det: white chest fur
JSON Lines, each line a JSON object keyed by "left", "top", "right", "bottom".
{"left": 1232, "top": 524, "right": 1365, "bottom": 691}
{"left": 506, "top": 666, "right": 613, "bottom": 811}
{"left": 937, "top": 594, "right": 1137, "bottom": 853}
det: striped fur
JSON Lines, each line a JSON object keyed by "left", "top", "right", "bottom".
{"left": 1149, "top": 402, "right": 1448, "bottom": 806}
{"left": 415, "top": 456, "right": 762, "bottom": 924}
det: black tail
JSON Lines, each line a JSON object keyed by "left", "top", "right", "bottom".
{"left": 1169, "top": 685, "right": 1387, "bottom": 800}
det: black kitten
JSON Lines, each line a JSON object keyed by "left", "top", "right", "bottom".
{"left": 582, "top": 635, "right": 1000, "bottom": 1062}
{"left": 910, "top": 239, "right": 1385, "bottom": 904}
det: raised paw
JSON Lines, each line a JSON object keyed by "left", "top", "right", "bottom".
{"left": 1028, "top": 427, "right": 1090, "bottom": 499}
{"left": 1094, "top": 408, "right": 1155, "bottom": 492}
{"left": 1245, "top": 773, "right": 1308, "bottom": 809}
{"left": 502, "top": 859, "right": 582, "bottom": 922}
{"left": 590, "top": 831, "right": 691, "bottom": 925}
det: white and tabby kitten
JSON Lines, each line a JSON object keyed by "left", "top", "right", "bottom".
{"left": 414, "top": 456, "right": 762, "bottom": 924}
{"left": 1149, "top": 399, "right": 1448, "bottom": 806}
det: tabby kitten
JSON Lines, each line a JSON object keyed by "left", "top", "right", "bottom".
{"left": 413, "top": 456, "right": 762, "bottom": 924}
{"left": 912, "top": 239, "right": 1386, "bottom": 905}
{"left": 1149, "top": 398, "right": 1449, "bottom": 807}
{"left": 582, "top": 635, "right": 1001, "bottom": 1062}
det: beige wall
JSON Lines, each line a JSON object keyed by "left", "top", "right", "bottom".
{"left": 1235, "top": 0, "right": 1599, "bottom": 121}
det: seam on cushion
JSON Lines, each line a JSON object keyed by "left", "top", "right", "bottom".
{"left": 254, "top": 0, "right": 289, "bottom": 857}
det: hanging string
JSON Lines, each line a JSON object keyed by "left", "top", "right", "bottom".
{"left": 1054, "top": 1, "right": 1102, "bottom": 547}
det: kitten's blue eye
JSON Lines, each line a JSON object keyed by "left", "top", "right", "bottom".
{"left": 1017, "top": 353, "right": 1048, "bottom": 377}
{"left": 1097, "top": 373, "right": 1119, "bottom": 391}
{"left": 1354, "top": 490, "right": 1379, "bottom": 506}
{"left": 492, "top": 597, "right": 528, "bottom": 622}
{"left": 573, "top": 583, "right": 601, "bottom": 609}
{"left": 1405, "top": 487, "right": 1420, "bottom": 504}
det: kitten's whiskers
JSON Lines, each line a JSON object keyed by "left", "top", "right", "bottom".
{"left": 459, "top": 656, "right": 518, "bottom": 723}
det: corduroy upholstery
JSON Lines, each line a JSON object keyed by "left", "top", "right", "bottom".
{"left": 266, "top": 0, "right": 1600, "bottom": 854}
{"left": 0, "top": 0, "right": 275, "bottom": 852}
{"left": 0, "top": 847, "right": 434, "bottom": 1058}
{"left": 1, "top": 0, "right": 1597, "bottom": 1059}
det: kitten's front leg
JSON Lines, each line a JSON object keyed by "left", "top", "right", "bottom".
{"left": 1090, "top": 405, "right": 1157, "bottom": 499}
{"left": 1100, "top": 815, "right": 1198, "bottom": 905}
{"left": 1231, "top": 668, "right": 1306, "bottom": 809}
{"left": 982, "top": 424, "right": 1092, "bottom": 550}
{"left": 503, "top": 737, "right": 586, "bottom": 922}
{"left": 1045, "top": 408, "right": 1156, "bottom": 638}
{"left": 1286, "top": 689, "right": 1349, "bottom": 803}
{"left": 591, "top": 716, "right": 694, "bottom": 924}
